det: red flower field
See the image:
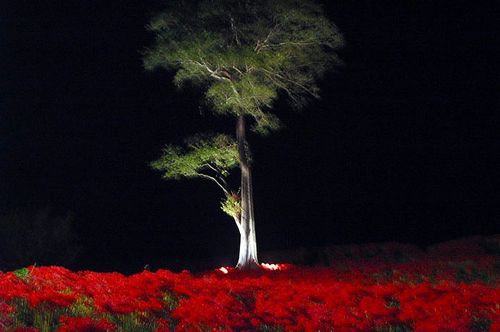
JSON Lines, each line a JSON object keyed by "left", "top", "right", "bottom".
{"left": 0, "top": 237, "right": 498, "bottom": 331}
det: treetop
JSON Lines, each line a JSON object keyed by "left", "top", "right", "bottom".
{"left": 144, "top": 0, "right": 343, "bottom": 134}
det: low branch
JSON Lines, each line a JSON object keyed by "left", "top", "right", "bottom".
{"left": 196, "top": 173, "right": 230, "bottom": 196}
{"left": 201, "top": 163, "right": 231, "bottom": 189}
{"left": 201, "top": 163, "right": 218, "bottom": 173}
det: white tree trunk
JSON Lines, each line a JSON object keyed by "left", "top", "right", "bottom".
{"left": 235, "top": 116, "right": 259, "bottom": 269}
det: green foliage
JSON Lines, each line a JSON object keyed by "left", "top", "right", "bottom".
{"left": 69, "top": 296, "right": 95, "bottom": 317}
{"left": 144, "top": 0, "right": 343, "bottom": 134}
{"left": 150, "top": 134, "right": 238, "bottom": 180}
{"left": 106, "top": 312, "right": 157, "bottom": 332}
{"left": 33, "top": 309, "right": 58, "bottom": 332}
{"left": 451, "top": 260, "right": 492, "bottom": 284}
{"left": 221, "top": 192, "right": 241, "bottom": 219}
{"left": 162, "top": 290, "right": 180, "bottom": 311}
{"left": 385, "top": 297, "right": 400, "bottom": 308}
{"left": 375, "top": 323, "right": 413, "bottom": 332}
{"left": 10, "top": 298, "right": 66, "bottom": 332}
{"left": 9, "top": 297, "right": 159, "bottom": 332}
{"left": 13, "top": 267, "right": 30, "bottom": 281}
{"left": 259, "top": 324, "right": 285, "bottom": 332}
{"left": 471, "top": 317, "right": 492, "bottom": 332}
{"left": 10, "top": 298, "right": 33, "bottom": 329}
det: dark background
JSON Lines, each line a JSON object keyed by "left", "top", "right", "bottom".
{"left": 2, "top": 0, "right": 499, "bottom": 273}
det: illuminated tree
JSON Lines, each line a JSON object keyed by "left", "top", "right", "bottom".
{"left": 145, "top": 0, "right": 343, "bottom": 269}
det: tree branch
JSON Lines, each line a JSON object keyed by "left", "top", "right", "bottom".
{"left": 196, "top": 172, "right": 230, "bottom": 196}
{"left": 201, "top": 163, "right": 218, "bottom": 173}
{"left": 269, "top": 39, "right": 318, "bottom": 47}
{"left": 200, "top": 163, "right": 231, "bottom": 189}
{"left": 259, "top": 67, "right": 319, "bottom": 98}
{"left": 184, "top": 59, "right": 231, "bottom": 82}
{"left": 229, "top": 15, "right": 241, "bottom": 46}
{"left": 255, "top": 21, "right": 281, "bottom": 53}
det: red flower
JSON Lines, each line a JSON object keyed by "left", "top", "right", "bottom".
{"left": 56, "top": 316, "right": 116, "bottom": 332}
{"left": 0, "top": 237, "right": 497, "bottom": 331}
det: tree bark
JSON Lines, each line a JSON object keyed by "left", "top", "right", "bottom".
{"left": 235, "top": 115, "right": 259, "bottom": 269}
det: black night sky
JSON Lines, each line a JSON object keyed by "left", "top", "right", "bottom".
{"left": 2, "top": 1, "right": 499, "bottom": 273}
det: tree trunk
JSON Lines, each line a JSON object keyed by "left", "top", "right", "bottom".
{"left": 235, "top": 115, "right": 259, "bottom": 269}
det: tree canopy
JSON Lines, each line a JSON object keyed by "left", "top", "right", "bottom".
{"left": 144, "top": 0, "right": 344, "bottom": 134}
{"left": 151, "top": 134, "right": 238, "bottom": 187}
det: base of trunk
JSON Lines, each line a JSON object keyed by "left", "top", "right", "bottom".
{"left": 236, "top": 259, "right": 260, "bottom": 270}
{"left": 235, "top": 228, "right": 259, "bottom": 270}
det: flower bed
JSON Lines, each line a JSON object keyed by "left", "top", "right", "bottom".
{"left": 0, "top": 243, "right": 498, "bottom": 331}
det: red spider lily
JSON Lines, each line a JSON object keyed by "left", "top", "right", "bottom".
{"left": 56, "top": 316, "right": 116, "bottom": 332}
{"left": 0, "top": 237, "right": 497, "bottom": 330}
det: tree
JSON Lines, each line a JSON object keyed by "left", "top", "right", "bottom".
{"left": 144, "top": 0, "right": 343, "bottom": 269}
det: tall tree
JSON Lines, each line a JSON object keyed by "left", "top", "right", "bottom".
{"left": 144, "top": 0, "right": 343, "bottom": 269}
